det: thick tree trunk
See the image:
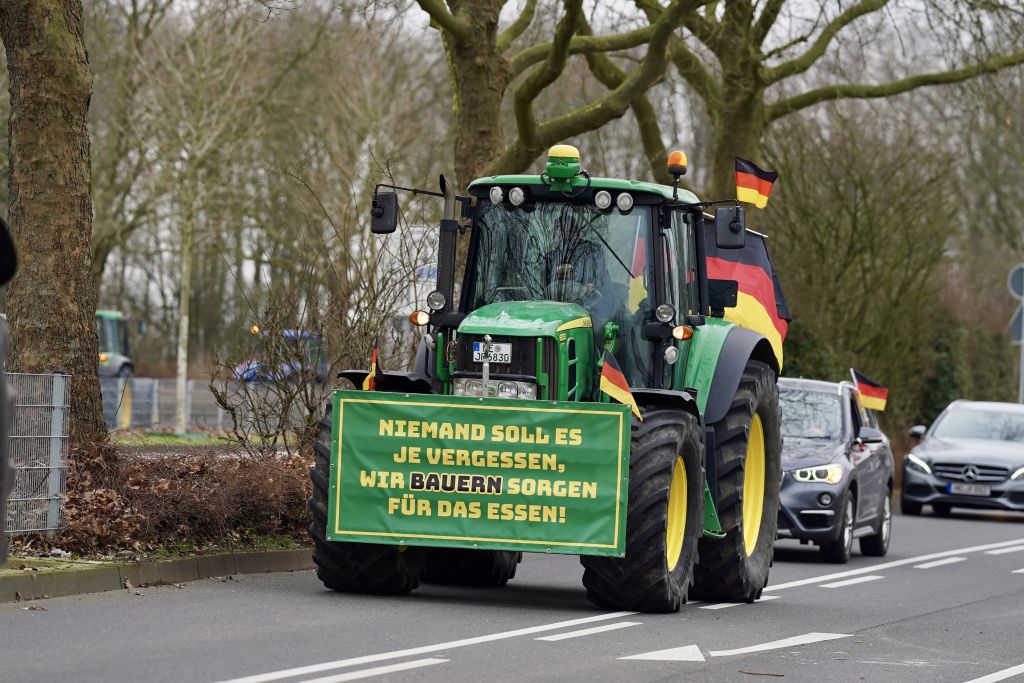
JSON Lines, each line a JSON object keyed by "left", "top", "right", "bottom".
{"left": 708, "top": 82, "right": 768, "bottom": 201}
{"left": 0, "top": 0, "right": 106, "bottom": 447}
{"left": 445, "top": 0, "right": 509, "bottom": 187}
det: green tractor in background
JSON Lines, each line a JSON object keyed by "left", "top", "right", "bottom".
{"left": 309, "top": 145, "right": 787, "bottom": 612}
{"left": 97, "top": 310, "right": 143, "bottom": 430}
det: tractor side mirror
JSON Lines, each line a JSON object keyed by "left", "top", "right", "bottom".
{"left": 371, "top": 191, "right": 398, "bottom": 234}
{"left": 714, "top": 205, "right": 746, "bottom": 249}
{"left": 909, "top": 425, "right": 927, "bottom": 441}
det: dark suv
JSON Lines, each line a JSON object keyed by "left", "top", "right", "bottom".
{"left": 776, "top": 378, "right": 894, "bottom": 563}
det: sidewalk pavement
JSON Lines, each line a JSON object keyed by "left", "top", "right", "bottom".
{"left": 0, "top": 548, "right": 313, "bottom": 603}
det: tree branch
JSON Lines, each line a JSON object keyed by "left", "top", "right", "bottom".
{"left": 414, "top": 0, "right": 470, "bottom": 42}
{"left": 492, "top": 0, "right": 698, "bottom": 174}
{"left": 668, "top": 34, "right": 721, "bottom": 108}
{"left": 768, "top": 49, "right": 1024, "bottom": 121}
{"left": 497, "top": 0, "right": 537, "bottom": 53}
{"left": 766, "top": 0, "right": 889, "bottom": 84}
{"left": 752, "top": 0, "right": 785, "bottom": 46}
{"left": 509, "top": 24, "right": 653, "bottom": 77}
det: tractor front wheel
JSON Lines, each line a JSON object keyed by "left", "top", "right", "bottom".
{"left": 691, "top": 360, "right": 782, "bottom": 603}
{"left": 308, "top": 406, "right": 422, "bottom": 594}
{"left": 580, "top": 407, "right": 705, "bottom": 613}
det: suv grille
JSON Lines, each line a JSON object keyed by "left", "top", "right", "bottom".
{"left": 932, "top": 463, "right": 1009, "bottom": 483}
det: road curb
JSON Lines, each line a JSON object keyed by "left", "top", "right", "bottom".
{"left": 0, "top": 548, "right": 313, "bottom": 603}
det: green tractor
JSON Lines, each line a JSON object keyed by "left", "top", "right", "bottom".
{"left": 309, "top": 145, "right": 786, "bottom": 612}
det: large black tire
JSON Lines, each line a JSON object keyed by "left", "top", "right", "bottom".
{"left": 421, "top": 548, "right": 522, "bottom": 587}
{"left": 580, "top": 408, "right": 705, "bottom": 613}
{"left": 691, "top": 360, "right": 782, "bottom": 603}
{"left": 308, "top": 406, "right": 422, "bottom": 594}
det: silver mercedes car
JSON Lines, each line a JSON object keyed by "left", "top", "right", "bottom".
{"left": 902, "top": 400, "right": 1024, "bottom": 515}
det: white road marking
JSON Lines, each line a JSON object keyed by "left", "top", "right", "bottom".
{"left": 820, "top": 575, "right": 884, "bottom": 589}
{"left": 962, "top": 662, "right": 1024, "bottom": 683}
{"left": 211, "top": 611, "right": 637, "bottom": 683}
{"left": 914, "top": 557, "right": 967, "bottom": 569}
{"left": 708, "top": 632, "right": 850, "bottom": 657}
{"left": 535, "top": 622, "right": 641, "bottom": 641}
{"left": 299, "top": 659, "right": 448, "bottom": 683}
{"left": 619, "top": 644, "right": 705, "bottom": 662}
{"left": 768, "top": 537, "right": 1024, "bottom": 591}
{"left": 984, "top": 545, "right": 1024, "bottom": 555}
{"left": 1013, "top": 569, "right": 1024, "bottom": 574}
{"left": 699, "top": 596, "right": 779, "bottom": 610}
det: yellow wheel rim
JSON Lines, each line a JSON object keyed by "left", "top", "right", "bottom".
{"left": 118, "top": 379, "right": 133, "bottom": 430}
{"left": 666, "top": 457, "right": 687, "bottom": 571}
{"left": 743, "top": 413, "right": 766, "bottom": 556}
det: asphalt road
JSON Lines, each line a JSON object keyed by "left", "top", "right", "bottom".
{"left": 4, "top": 509, "right": 1024, "bottom": 683}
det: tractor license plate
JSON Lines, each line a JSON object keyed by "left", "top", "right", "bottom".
{"left": 473, "top": 342, "right": 512, "bottom": 364}
{"left": 948, "top": 482, "right": 990, "bottom": 496}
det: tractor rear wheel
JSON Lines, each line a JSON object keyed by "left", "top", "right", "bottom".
{"left": 308, "top": 405, "right": 422, "bottom": 594}
{"left": 580, "top": 407, "right": 704, "bottom": 613}
{"left": 421, "top": 548, "right": 521, "bottom": 587}
{"left": 691, "top": 360, "right": 782, "bottom": 603}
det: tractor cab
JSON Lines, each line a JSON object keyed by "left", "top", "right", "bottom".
{"left": 96, "top": 310, "right": 139, "bottom": 378}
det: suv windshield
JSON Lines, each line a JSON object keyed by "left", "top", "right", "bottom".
{"left": 932, "top": 408, "right": 1024, "bottom": 442}
{"left": 468, "top": 200, "right": 656, "bottom": 386}
{"left": 780, "top": 389, "right": 842, "bottom": 440}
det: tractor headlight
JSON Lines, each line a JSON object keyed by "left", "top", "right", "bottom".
{"left": 426, "top": 290, "right": 446, "bottom": 311}
{"left": 509, "top": 187, "right": 526, "bottom": 206}
{"left": 792, "top": 463, "right": 844, "bottom": 485}
{"left": 452, "top": 378, "right": 537, "bottom": 400}
{"left": 905, "top": 453, "right": 932, "bottom": 475}
{"left": 655, "top": 303, "right": 676, "bottom": 323}
{"left": 594, "top": 190, "right": 612, "bottom": 210}
{"left": 489, "top": 186, "right": 504, "bottom": 204}
{"left": 616, "top": 192, "right": 634, "bottom": 212}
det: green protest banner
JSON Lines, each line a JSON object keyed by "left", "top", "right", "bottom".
{"left": 326, "top": 390, "right": 630, "bottom": 556}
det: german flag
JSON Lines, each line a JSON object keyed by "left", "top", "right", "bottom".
{"left": 362, "top": 343, "right": 381, "bottom": 391}
{"left": 600, "top": 352, "right": 642, "bottom": 421}
{"left": 703, "top": 224, "right": 791, "bottom": 370}
{"left": 851, "top": 370, "right": 888, "bottom": 412}
{"left": 735, "top": 158, "right": 778, "bottom": 209}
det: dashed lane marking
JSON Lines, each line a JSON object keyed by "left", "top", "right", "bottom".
{"left": 984, "top": 545, "right": 1024, "bottom": 555}
{"left": 211, "top": 611, "right": 637, "bottom": 683}
{"left": 914, "top": 557, "right": 967, "bottom": 569}
{"left": 699, "top": 596, "right": 779, "bottom": 610}
{"left": 820, "top": 575, "right": 884, "bottom": 589}
{"left": 767, "top": 537, "right": 1024, "bottom": 591}
{"left": 535, "top": 622, "right": 641, "bottom": 641}
{"left": 1013, "top": 568, "right": 1024, "bottom": 574}
{"left": 298, "top": 658, "right": 448, "bottom": 683}
{"left": 962, "top": 662, "right": 1024, "bottom": 683}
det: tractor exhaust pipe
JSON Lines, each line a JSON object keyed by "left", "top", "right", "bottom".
{"left": 435, "top": 175, "right": 458, "bottom": 315}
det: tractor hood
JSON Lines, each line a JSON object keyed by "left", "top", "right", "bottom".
{"left": 458, "top": 301, "right": 591, "bottom": 338}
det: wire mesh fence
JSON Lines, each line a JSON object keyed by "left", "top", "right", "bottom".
{"left": 100, "top": 377, "right": 228, "bottom": 432}
{"left": 4, "top": 373, "right": 69, "bottom": 535}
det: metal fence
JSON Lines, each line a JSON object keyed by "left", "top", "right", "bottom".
{"left": 101, "top": 377, "right": 227, "bottom": 432}
{"left": 5, "top": 373, "right": 69, "bottom": 535}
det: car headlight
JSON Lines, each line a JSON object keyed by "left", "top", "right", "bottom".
{"left": 905, "top": 453, "right": 932, "bottom": 475}
{"left": 1011, "top": 466, "right": 1024, "bottom": 480}
{"left": 792, "top": 463, "right": 844, "bottom": 484}
{"left": 452, "top": 378, "right": 537, "bottom": 400}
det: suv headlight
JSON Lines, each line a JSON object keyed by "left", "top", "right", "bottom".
{"left": 452, "top": 377, "right": 537, "bottom": 400}
{"left": 1010, "top": 466, "right": 1024, "bottom": 480}
{"left": 905, "top": 453, "right": 932, "bottom": 475}
{"left": 792, "top": 463, "right": 844, "bottom": 484}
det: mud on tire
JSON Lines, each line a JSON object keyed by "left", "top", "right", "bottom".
{"left": 580, "top": 407, "right": 705, "bottom": 613}
{"left": 308, "top": 405, "right": 421, "bottom": 594}
{"left": 421, "top": 548, "right": 521, "bottom": 587}
{"left": 691, "top": 360, "right": 782, "bottom": 603}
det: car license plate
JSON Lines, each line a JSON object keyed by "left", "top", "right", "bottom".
{"left": 947, "top": 482, "right": 990, "bottom": 496}
{"left": 473, "top": 342, "right": 512, "bottom": 364}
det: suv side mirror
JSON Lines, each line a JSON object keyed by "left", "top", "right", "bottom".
{"left": 714, "top": 205, "right": 746, "bottom": 249}
{"left": 857, "top": 426, "right": 884, "bottom": 445}
{"left": 371, "top": 191, "right": 398, "bottom": 234}
{"left": 909, "top": 425, "right": 926, "bottom": 440}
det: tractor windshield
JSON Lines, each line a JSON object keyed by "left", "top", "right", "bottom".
{"left": 468, "top": 200, "right": 658, "bottom": 386}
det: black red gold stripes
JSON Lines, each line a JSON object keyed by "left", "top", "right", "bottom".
{"left": 736, "top": 157, "right": 778, "bottom": 209}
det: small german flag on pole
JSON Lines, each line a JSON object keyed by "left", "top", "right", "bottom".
{"left": 600, "top": 352, "right": 642, "bottom": 421}
{"left": 851, "top": 369, "right": 888, "bottom": 412}
{"left": 362, "top": 343, "right": 381, "bottom": 391}
{"left": 735, "top": 157, "right": 778, "bottom": 209}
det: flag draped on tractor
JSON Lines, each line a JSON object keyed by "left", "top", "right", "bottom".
{"left": 362, "top": 343, "right": 381, "bottom": 391}
{"left": 735, "top": 158, "right": 778, "bottom": 209}
{"left": 851, "top": 370, "right": 888, "bottom": 412}
{"left": 599, "top": 352, "right": 642, "bottom": 421}
{"left": 703, "top": 225, "right": 791, "bottom": 369}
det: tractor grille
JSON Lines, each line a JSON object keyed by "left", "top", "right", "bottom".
{"left": 455, "top": 334, "right": 557, "bottom": 400}
{"left": 932, "top": 462, "right": 1009, "bottom": 483}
